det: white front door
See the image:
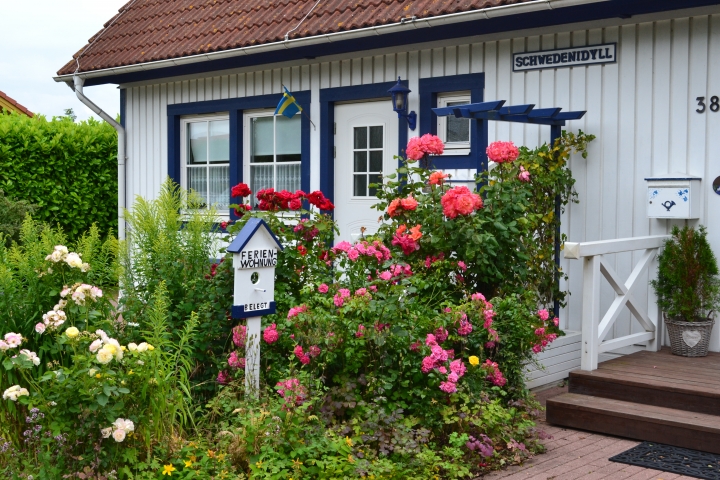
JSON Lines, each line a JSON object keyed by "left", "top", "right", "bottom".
{"left": 334, "top": 101, "right": 398, "bottom": 244}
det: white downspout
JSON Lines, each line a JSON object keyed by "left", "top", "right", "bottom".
{"left": 71, "top": 76, "right": 126, "bottom": 241}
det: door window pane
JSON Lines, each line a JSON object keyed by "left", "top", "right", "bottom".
{"left": 352, "top": 125, "right": 383, "bottom": 197}
{"left": 445, "top": 100, "right": 470, "bottom": 144}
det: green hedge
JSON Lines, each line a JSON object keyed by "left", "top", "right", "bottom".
{"left": 0, "top": 112, "right": 118, "bottom": 240}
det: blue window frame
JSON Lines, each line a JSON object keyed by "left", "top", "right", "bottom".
{"left": 167, "top": 91, "right": 311, "bottom": 219}
{"left": 418, "top": 73, "right": 485, "bottom": 170}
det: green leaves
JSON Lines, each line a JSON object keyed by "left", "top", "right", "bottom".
{"left": 0, "top": 112, "right": 118, "bottom": 241}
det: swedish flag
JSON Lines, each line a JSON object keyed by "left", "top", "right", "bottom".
{"left": 275, "top": 86, "right": 302, "bottom": 118}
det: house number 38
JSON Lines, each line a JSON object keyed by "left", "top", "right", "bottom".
{"left": 696, "top": 96, "right": 720, "bottom": 113}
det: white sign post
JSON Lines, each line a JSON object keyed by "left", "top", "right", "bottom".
{"left": 227, "top": 218, "right": 283, "bottom": 396}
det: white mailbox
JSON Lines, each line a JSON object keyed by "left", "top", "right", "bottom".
{"left": 227, "top": 218, "right": 283, "bottom": 395}
{"left": 645, "top": 174, "right": 702, "bottom": 219}
{"left": 227, "top": 217, "right": 283, "bottom": 318}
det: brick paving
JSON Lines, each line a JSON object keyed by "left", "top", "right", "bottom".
{"left": 479, "top": 384, "right": 699, "bottom": 480}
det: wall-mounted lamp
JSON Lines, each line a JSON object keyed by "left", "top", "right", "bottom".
{"left": 387, "top": 77, "right": 417, "bottom": 130}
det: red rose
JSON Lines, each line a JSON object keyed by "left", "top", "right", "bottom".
{"left": 231, "top": 183, "right": 252, "bottom": 198}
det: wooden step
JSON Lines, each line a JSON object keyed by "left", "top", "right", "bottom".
{"left": 568, "top": 353, "right": 720, "bottom": 416}
{"left": 546, "top": 393, "right": 720, "bottom": 454}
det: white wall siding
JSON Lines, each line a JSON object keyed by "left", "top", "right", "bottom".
{"left": 124, "top": 13, "right": 720, "bottom": 354}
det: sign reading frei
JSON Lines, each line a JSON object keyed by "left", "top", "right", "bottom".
{"left": 513, "top": 43, "right": 617, "bottom": 72}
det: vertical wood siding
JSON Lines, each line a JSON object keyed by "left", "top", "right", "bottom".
{"left": 124, "top": 14, "right": 720, "bottom": 344}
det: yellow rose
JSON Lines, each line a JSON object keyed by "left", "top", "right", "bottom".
{"left": 65, "top": 327, "right": 80, "bottom": 339}
{"left": 147, "top": 344, "right": 155, "bottom": 351}
{"left": 469, "top": 356, "right": 480, "bottom": 366}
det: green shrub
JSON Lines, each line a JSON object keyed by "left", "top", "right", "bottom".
{"left": 0, "top": 190, "right": 36, "bottom": 246}
{"left": 0, "top": 112, "right": 118, "bottom": 240}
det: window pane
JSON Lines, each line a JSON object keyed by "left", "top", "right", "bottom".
{"left": 276, "top": 115, "right": 301, "bottom": 155}
{"left": 353, "top": 175, "right": 367, "bottom": 196}
{"left": 187, "top": 167, "right": 207, "bottom": 205}
{"left": 208, "top": 120, "right": 229, "bottom": 162}
{"left": 369, "top": 151, "right": 383, "bottom": 172}
{"left": 368, "top": 174, "right": 382, "bottom": 196}
{"left": 252, "top": 117, "right": 274, "bottom": 158}
{"left": 354, "top": 151, "right": 367, "bottom": 173}
{"left": 250, "top": 164, "right": 274, "bottom": 206}
{"left": 446, "top": 100, "right": 470, "bottom": 143}
{"left": 208, "top": 165, "right": 230, "bottom": 209}
{"left": 353, "top": 127, "right": 367, "bottom": 149}
{"left": 276, "top": 164, "right": 301, "bottom": 192}
{"left": 369, "top": 126, "right": 383, "bottom": 148}
{"left": 188, "top": 122, "right": 207, "bottom": 164}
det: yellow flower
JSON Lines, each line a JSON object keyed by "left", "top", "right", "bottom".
{"left": 95, "top": 373, "right": 102, "bottom": 379}
{"left": 65, "top": 327, "right": 80, "bottom": 339}
{"left": 469, "top": 356, "right": 480, "bottom": 366}
{"left": 255, "top": 460, "right": 263, "bottom": 468}
{"left": 128, "top": 370, "right": 134, "bottom": 375}
{"left": 189, "top": 454, "right": 197, "bottom": 462}
{"left": 345, "top": 436, "right": 353, "bottom": 447}
{"left": 147, "top": 344, "right": 155, "bottom": 351}
{"left": 162, "top": 464, "right": 176, "bottom": 476}
{"left": 217, "top": 453, "right": 226, "bottom": 461}
{"left": 292, "top": 458, "right": 303, "bottom": 467}
{"left": 347, "top": 454, "right": 355, "bottom": 464}
{"left": 184, "top": 460, "right": 192, "bottom": 468}
{"left": 207, "top": 449, "right": 216, "bottom": 458}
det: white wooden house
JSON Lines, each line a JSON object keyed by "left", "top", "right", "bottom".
{"left": 55, "top": 0, "right": 720, "bottom": 387}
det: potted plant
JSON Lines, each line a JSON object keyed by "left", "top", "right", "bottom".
{"left": 651, "top": 225, "right": 720, "bottom": 356}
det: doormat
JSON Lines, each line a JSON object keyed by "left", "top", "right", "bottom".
{"left": 610, "top": 441, "right": 720, "bottom": 480}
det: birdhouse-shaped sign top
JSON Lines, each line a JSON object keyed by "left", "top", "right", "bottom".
{"left": 227, "top": 218, "right": 284, "bottom": 318}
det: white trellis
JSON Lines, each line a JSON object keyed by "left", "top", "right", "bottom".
{"left": 564, "top": 235, "right": 670, "bottom": 371}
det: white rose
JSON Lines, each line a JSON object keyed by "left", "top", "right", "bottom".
{"left": 18, "top": 388, "right": 29, "bottom": 398}
{"left": 65, "top": 252, "right": 83, "bottom": 269}
{"left": 3, "top": 385, "right": 20, "bottom": 401}
{"left": 0, "top": 340, "right": 8, "bottom": 351}
{"left": 80, "top": 263, "right": 91, "bottom": 272}
{"left": 4, "top": 333, "right": 22, "bottom": 348}
{"left": 35, "top": 323, "right": 46, "bottom": 334}
{"left": 89, "top": 339, "right": 103, "bottom": 353}
{"left": 96, "top": 349, "right": 113, "bottom": 365}
{"left": 113, "top": 418, "right": 134, "bottom": 432}
{"left": 88, "top": 368, "right": 97, "bottom": 377}
{"left": 95, "top": 330, "right": 110, "bottom": 342}
{"left": 128, "top": 343, "right": 138, "bottom": 352}
{"left": 136, "top": 342, "right": 148, "bottom": 353}
{"left": 101, "top": 427, "right": 112, "bottom": 438}
{"left": 19, "top": 350, "right": 40, "bottom": 366}
{"left": 112, "top": 428, "right": 126, "bottom": 443}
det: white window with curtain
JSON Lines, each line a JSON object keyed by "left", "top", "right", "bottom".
{"left": 243, "top": 110, "right": 302, "bottom": 206}
{"left": 437, "top": 92, "right": 471, "bottom": 155}
{"left": 180, "top": 114, "right": 230, "bottom": 213}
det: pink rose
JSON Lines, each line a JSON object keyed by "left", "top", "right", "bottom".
{"left": 486, "top": 141, "right": 519, "bottom": 163}
{"left": 318, "top": 283, "right": 329, "bottom": 293}
{"left": 439, "top": 381, "right": 457, "bottom": 394}
{"left": 263, "top": 324, "right": 279, "bottom": 344}
{"left": 537, "top": 309, "right": 550, "bottom": 321}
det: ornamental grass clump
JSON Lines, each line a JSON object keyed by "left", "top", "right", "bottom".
{"left": 651, "top": 225, "right": 720, "bottom": 321}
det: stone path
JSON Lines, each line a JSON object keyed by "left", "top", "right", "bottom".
{"left": 480, "top": 385, "right": 699, "bottom": 480}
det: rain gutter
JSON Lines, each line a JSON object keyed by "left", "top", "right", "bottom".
{"left": 53, "top": 0, "right": 609, "bottom": 83}
{"left": 69, "top": 76, "right": 127, "bottom": 241}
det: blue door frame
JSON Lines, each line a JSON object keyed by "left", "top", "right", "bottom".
{"left": 319, "top": 81, "right": 408, "bottom": 208}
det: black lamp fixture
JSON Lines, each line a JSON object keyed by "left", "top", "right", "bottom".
{"left": 387, "top": 76, "right": 416, "bottom": 130}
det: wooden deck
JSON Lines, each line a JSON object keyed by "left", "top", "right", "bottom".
{"left": 546, "top": 348, "right": 720, "bottom": 454}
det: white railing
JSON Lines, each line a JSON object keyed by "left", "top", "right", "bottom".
{"left": 564, "top": 235, "right": 670, "bottom": 371}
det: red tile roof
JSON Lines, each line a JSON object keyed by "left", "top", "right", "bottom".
{"left": 0, "top": 90, "right": 34, "bottom": 117}
{"left": 57, "top": 0, "right": 534, "bottom": 76}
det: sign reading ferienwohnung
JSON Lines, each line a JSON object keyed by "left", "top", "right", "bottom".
{"left": 513, "top": 44, "right": 617, "bottom": 72}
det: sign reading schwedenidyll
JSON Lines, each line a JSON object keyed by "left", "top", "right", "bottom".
{"left": 514, "top": 44, "right": 616, "bottom": 72}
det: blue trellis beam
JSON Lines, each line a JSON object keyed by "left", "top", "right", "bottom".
{"left": 432, "top": 101, "right": 586, "bottom": 126}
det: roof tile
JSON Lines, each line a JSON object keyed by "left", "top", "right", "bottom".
{"left": 58, "top": 0, "right": 534, "bottom": 76}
